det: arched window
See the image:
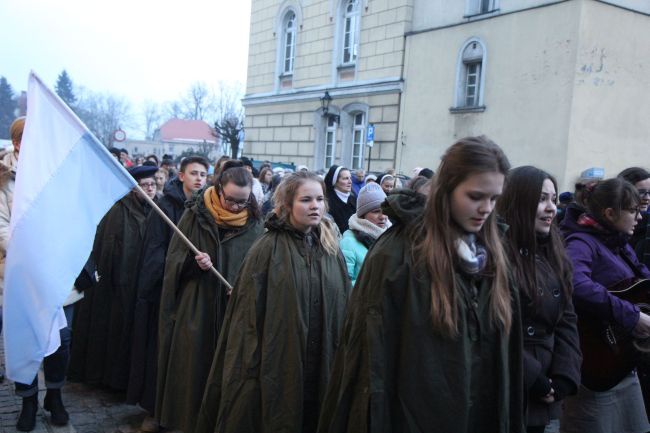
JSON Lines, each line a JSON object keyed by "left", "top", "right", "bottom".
{"left": 342, "top": 0, "right": 360, "bottom": 65}
{"left": 283, "top": 12, "right": 296, "bottom": 74}
{"left": 453, "top": 39, "right": 487, "bottom": 110}
{"left": 325, "top": 116, "right": 338, "bottom": 168}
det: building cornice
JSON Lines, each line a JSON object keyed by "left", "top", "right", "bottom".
{"left": 242, "top": 78, "right": 403, "bottom": 107}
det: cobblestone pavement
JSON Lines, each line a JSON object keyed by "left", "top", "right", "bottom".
{"left": 0, "top": 342, "right": 148, "bottom": 433}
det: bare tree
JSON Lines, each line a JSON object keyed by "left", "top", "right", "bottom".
{"left": 142, "top": 100, "right": 162, "bottom": 140}
{"left": 183, "top": 82, "right": 210, "bottom": 120}
{"left": 76, "top": 87, "right": 133, "bottom": 148}
{"left": 212, "top": 81, "right": 245, "bottom": 158}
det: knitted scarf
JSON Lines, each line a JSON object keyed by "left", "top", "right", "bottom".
{"left": 348, "top": 213, "right": 390, "bottom": 240}
{"left": 455, "top": 233, "right": 487, "bottom": 275}
{"left": 203, "top": 186, "right": 248, "bottom": 228}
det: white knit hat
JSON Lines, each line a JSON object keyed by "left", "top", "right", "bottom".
{"left": 356, "top": 182, "right": 387, "bottom": 217}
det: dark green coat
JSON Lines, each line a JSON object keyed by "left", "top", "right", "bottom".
{"left": 317, "top": 190, "right": 525, "bottom": 433}
{"left": 194, "top": 215, "right": 350, "bottom": 433}
{"left": 68, "top": 192, "right": 150, "bottom": 388}
{"left": 155, "top": 193, "right": 264, "bottom": 433}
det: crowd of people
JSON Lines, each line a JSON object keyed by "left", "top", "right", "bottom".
{"left": 3, "top": 116, "right": 650, "bottom": 433}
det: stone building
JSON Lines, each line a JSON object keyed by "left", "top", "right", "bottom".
{"left": 243, "top": 0, "right": 410, "bottom": 172}
{"left": 243, "top": 0, "right": 650, "bottom": 188}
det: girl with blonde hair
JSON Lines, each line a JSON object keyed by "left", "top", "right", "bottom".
{"left": 195, "top": 171, "right": 349, "bottom": 433}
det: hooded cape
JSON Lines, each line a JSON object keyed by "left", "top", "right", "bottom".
{"left": 126, "top": 178, "right": 187, "bottom": 412}
{"left": 155, "top": 190, "right": 264, "bottom": 433}
{"left": 68, "top": 192, "right": 151, "bottom": 389}
{"left": 194, "top": 214, "right": 350, "bottom": 433}
{"left": 317, "top": 190, "right": 525, "bottom": 433}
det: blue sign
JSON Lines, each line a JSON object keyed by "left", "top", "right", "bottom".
{"left": 366, "top": 124, "right": 375, "bottom": 147}
{"left": 581, "top": 167, "right": 605, "bottom": 179}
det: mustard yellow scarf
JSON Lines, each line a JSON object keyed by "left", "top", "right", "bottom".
{"left": 203, "top": 186, "right": 249, "bottom": 228}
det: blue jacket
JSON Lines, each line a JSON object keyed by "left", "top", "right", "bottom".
{"left": 339, "top": 229, "right": 367, "bottom": 286}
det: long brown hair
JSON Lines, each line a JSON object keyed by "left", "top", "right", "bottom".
{"left": 497, "top": 166, "right": 573, "bottom": 303}
{"left": 414, "top": 136, "right": 512, "bottom": 337}
{"left": 273, "top": 171, "right": 339, "bottom": 256}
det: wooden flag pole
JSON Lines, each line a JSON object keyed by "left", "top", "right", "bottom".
{"left": 134, "top": 185, "right": 233, "bottom": 291}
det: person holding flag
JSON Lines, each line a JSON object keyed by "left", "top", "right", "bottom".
{"left": 3, "top": 74, "right": 140, "bottom": 431}
{"left": 3, "top": 117, "right": 80, "bottom": 430}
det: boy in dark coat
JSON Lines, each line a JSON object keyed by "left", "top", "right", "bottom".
{"left": 126, "top": 156, "right": 209, "bottom": 430}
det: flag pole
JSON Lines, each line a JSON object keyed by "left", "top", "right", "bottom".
{"left": 134, "top": 185, "right": 233, "bottom": 291}
{"left": 28, "top": 72, "right": 233, "bottom": 290}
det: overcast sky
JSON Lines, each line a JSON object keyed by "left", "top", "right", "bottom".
{"left": 0, "top": 0, "right": 251, "bottom": 118}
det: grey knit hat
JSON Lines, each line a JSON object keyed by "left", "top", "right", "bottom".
{"left": 356, "top": 182, "right": 387, "bottom": 217}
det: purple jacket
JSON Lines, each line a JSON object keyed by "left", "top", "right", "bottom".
{"left": 560, "top": 205, "right": 650, "bottom": 332}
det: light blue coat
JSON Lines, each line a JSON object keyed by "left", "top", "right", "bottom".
{"left": 339, "top": 229, "right": 368, "bottom": 286}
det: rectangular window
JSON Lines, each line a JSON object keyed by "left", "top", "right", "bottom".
{"left": 284, "top": 30, "right": 295, "bottom": 73}
{"left": 325, "top": 117, "right": 337, "bottom": 168}
{"left": 352, "top": 113, "right": 364, "bottom": 169}
{"left": 465, "top": 63, "right": 481, "bottom": 107}
{"left": 480, "top": 0, "right": 491, "bottom": 13}
{"left": 343, "top": 16, "right": 358, "bottom": 64}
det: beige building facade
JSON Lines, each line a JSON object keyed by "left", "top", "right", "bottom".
{"left": 399, "top": 0, "right": 650, "bottom": 189}
{"left": 243, "top": 0, "right": 650, "bottom": 187}
{"left": 243, "top": 0, "right": 411, "bottom": 172}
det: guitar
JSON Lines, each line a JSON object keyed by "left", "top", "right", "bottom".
{"left": 579, "top": 278, "right": 650, "bottom": 391}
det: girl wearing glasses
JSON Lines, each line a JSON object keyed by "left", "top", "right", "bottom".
{"left": 195, "top": 171, "right": 349, "bottom": 433}
{"left": 497, "top": 166, "right": 581, "bottom": 433}
{"left": 559, "top": 178, "right": 650, "bottom": 433}
{"left": 317, "top": 137, "right": 525, "bottom": 433}
{"left": 618, "top": 167, "right": 650, "bottom": 267}
{"left": 156, "top": 160, "right": 264, "bottom": 433}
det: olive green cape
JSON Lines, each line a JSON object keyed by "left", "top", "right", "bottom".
{"left": 317, "top": 190, "right": 525, "bottom": 433}
{"left": 155, "top": 193, "right": 264, "bottom": 433}
{"left": 194, "top": 215, "right": 350, "bottom": 433}
{"left": 68, "top": 191, "right": 150, "bottom": 389}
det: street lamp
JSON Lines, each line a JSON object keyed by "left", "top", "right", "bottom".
{"left": 320, "top": 90, "right": 339, "bottom": 123}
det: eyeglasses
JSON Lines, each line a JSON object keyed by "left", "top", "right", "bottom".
{"left": 638, "top": 189, "right": 650, "bottom": 198}
{"left": 626, "top": 207, "right": 642, "bottom": 217}
{"left": 219, "top": 189, "right": 250, "bottom": 209}
{"left": 139, "top": 182, "right": 156, "bottom": 189}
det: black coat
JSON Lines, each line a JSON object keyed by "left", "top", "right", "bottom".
{"left": 520, "top": 243, "right": 581, "bottom": 426}
{"left": 326, "top": 189, "right": 356, "bottom": 234}
{"left": 126, "top": 178, "right": 187, "bottom": 413}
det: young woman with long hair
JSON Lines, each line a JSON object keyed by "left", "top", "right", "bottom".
{"left": 194, "top": 171, "right": 349, "bottom": 433}
{"left": 317, "top": 136, "right": 524, "bottom": 433}
{"left": 559, "top": 178, "right": 650, "bottom": 433}
{"left": 155, "top": 160, "right": 264, "bottom": 433}
{"left": 497, "top": 166, "right": 581, "bottom": 433}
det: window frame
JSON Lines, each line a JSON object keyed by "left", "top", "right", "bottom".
{"left": 282, "top": 12, "right": 297, "bottom": 75}
{"left": 341, "top": 0, "right": 360, "bottom": 66}
{"left": 351, "top": 112, "right": 365, "bottom": 170}
{"left": 325, "top": 116, "right": 338, "bottom": 169}
{"left": 451, "top": 38, "right": 487, "bottom": 113}
{"left": 465, "top": 0, "right": 499, "bottom": 17}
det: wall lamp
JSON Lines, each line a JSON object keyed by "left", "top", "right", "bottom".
{"left": 320, "top": 90, "right": 340, "bottom": 123}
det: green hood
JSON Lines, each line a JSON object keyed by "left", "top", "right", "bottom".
{"left": 381, "top": 189, "right": 426, "bottom": 226}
